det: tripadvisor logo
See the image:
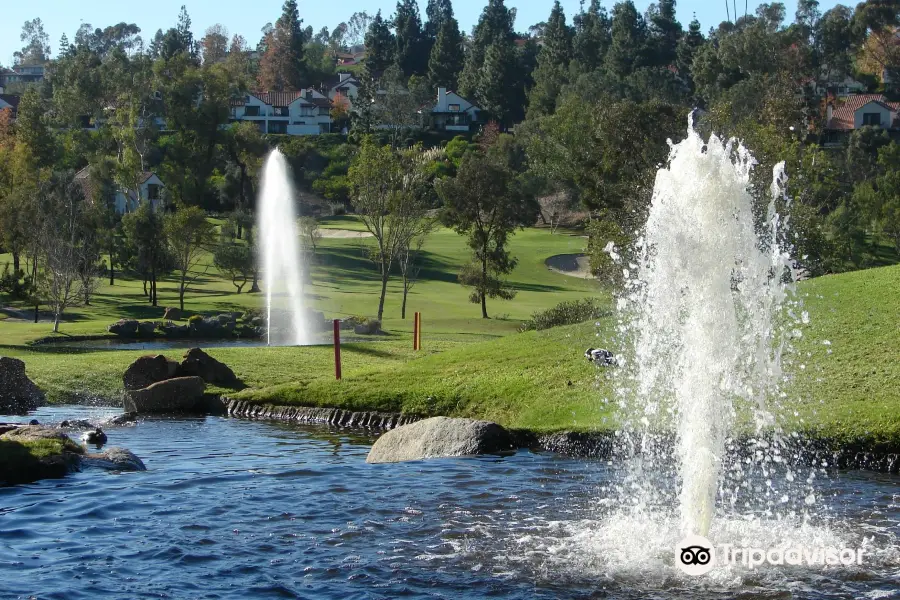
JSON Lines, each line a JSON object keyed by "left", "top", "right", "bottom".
{"left": 675, "top": 534, "right": 867, "bottom": 576}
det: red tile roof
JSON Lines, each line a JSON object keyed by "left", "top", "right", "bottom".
{"left": 827, "top": 94, "right": 900, "bottom": 130}
{"left": 231, "top": 90, "right": 328, "bottom": 108}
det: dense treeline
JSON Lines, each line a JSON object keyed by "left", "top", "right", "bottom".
{"left": 1, "top": 0, "right": 900, "bottom": 326}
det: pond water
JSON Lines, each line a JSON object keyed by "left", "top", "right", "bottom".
{"left": 1, "top": 406, "right": 898, "bottom": 599}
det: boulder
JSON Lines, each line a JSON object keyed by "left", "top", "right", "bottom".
{"left": 105, "top": 412, "right": 138, "bottom": 426}
{"left": 179, "top": 348, "right": 238, "bottom": 387}
{"left": 137, "top": 321, "right": 157, "bottom": 336}
{"left": 160, "top": 323, "right": 190, "bottom": 338}
{"left": 162, "top": 307, "right": 183, "bottom": 321}
{"left": 1, "top": 424, "right": 72, "bottom": 444}
{"left": 123, "top": 376, "right": 206, "bottom": 414}
{"left": 354, "top": 319, "right": 382, "bottom": 335}
{"left": 108, "top": 319, "right": 139, "bottom": 337}
{"left": 123, "top": 355, "right": 172, "bottom": 391}
{"left": 81, "top": 447, "right": 146, "bottom": 471}
{"left": 0, "top": 357, "right": 46, "bottom": 414}
{"left": 365, "top": 417, "right": 515, "bottom": 464}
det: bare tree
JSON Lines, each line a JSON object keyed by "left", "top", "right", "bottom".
{"left": 37, "top": 174, "right": 89, "bottom": 333}
{"left": 374, "top": 66, "right": 430, "bottom": 148}
{"left": 298, "top": 216, "right": 322, "bottom": 255}
{"left": 398, "top": 221, "right": 434, "bottom": 319}
{"left": 345, "top": 12, "right": 373, "bottom": 49}
{"left": 539, "top": 191, "right": 576, "bottom": 234}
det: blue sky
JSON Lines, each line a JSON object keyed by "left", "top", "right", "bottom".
{"left": 1, "top": 0, "right": 842, "bottom": 68}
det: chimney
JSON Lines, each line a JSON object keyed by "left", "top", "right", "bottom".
{"left": 826, "top": 102, "right": 833, "bottom": 127}
{"left": 339, "top": 73, "right": 350, "bottom": 83}
{"left": 437, "top": 87, "right": 446, "bottom": 111}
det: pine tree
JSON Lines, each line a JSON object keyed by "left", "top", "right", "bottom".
{"left": 394, "top": 0, "right": 426, "bottom": 77}
{"left": 425, "top": 0, "right": 454, "bottom": 39}
{"left": 604, "top": 1, "right": 648, "bottom": 78}
{"left": 527, "top": 1, "right": 573, "bottom": 118}
{"left": 574, "top": 0, "right": 612, "bottom": 72}
{"left": 676, "top": 17, "right": 704, "bottom": 78}
{"left": 648, "top": 0, "right": 682, "bottom": 68}
{"left": 257, "top": 0, "right": 307, "bottom": 91}
{"left": 478, "top": 41, "right": 516, "bottom": 123}
{"left": 459, "top": 0, "right": 516, "bottom": 101}
{"left": 428, "top": 16, "right": 464, "bottom": 89}
{"left": 364, "top": 10, "right": 395, "bottom": 77}
{"left": 58, "top": 34, "right": 71, "bottom": 58}
{"left": 176, "top": 5, "right": 195, "bottom": 57}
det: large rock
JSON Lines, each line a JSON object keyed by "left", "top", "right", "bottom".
{"left": 179, "top": 348, "right": 239, "bottom": 387}
{"left": 108, "top": 319, "right": 139, "bottom": 337}
{"left": 123, "top": 355, "right": 173, "bottom": 391}
{"left": 162, "top": 307, "right": 183, "bottom": 321}
{"left": 0, "top": 357, "right": 46, "bottom": 414}
{"left": 137, "top": 321, "right": 157, "bottom": 336}
{"left": 124, "top": 376, "right": 206, "bottom": 414}
{"left": 365, "top": 417, "right": 515, "bottom": 464}
{"left": 81, "top": 447, "right": 146, "bottom": 471}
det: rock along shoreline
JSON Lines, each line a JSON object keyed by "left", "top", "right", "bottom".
{"left": 221, "top": 398, "right": 900, "bottom": 474}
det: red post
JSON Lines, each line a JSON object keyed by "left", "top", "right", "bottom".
{"left": 413, "top": 312, "right": 419, "bottom": 350}
{"left": 333, "top": 319, "right": 342, "bottom": 380}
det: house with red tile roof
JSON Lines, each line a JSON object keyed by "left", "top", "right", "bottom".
{"left": 74, "top": 168, "right": 165, "bottom": 214}
{"left": 230, "top": 89, "right": 333, "bottom": 135}
{"left": 823, "top": 94, "right": 900, "bottom": 144}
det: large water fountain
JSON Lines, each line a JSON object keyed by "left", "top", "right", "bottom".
{"left": 258, "top": 148, "right": 312, "bottom": 346}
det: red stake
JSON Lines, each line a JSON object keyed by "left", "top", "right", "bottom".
{"left": 413, "top": 312, "right": 419, "bottom": 350}
{"left": 333, "top": 319, "right": 342, "bottom": 380}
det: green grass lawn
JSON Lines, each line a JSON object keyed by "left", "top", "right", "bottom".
{"left": 0, "top": 219, "right": 598, "bottom": 344}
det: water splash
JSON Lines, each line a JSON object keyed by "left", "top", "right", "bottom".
{"left": 616, "top": 124, "right": 797, "bottom": 537}
{"left": 258, "top": 148, "right": 311, "bottom": 346}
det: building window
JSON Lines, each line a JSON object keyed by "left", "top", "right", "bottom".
{"left": 300, "top": 106, "right": 316, "bottom": 117}
{"left": 449, "top": 103, "right": 460, "bottom": 112}
{"left": 268, "top": 121, "right": 287, "bottom": 134}
{"left": 244, "top": 105, "right": 260, "bottom": 117}
{"left": 273, "top": 106, "right": 289, "bottom": 117}
{"left": 147, "top": 184, "right": 160, "bottom": 201}
{"left": 319, "top": 123, "right": 331, "bottom": 134}
{"left": 863, "top": 112, "right": 882, "bottom": 126}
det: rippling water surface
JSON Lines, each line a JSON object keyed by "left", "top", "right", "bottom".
{"left": 1, "top": 407, "right": 898, "bottom": 599}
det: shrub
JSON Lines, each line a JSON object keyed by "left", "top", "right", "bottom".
{"left": 188, "top": 314, "right": 204, "bottom": 325}
{"left": 0, "top": 265, "right": 33, "bottom": 301}
{"left": 519, "top": 298, "right": 610, "bottom": 332}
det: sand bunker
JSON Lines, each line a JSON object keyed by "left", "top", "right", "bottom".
{"left": 545, "top": 254, "right": 593, "bottom": 278}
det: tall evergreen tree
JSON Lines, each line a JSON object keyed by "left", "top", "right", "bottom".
{"left": 394, "top": 0, "right": 426, "bottom": 77}
{"left": 648, "top": 0, "right": 682, "bottom": 68}
{"left": 573, "top": 0, "right": 612, "bottom": 72}
{"left": 257, "top": 0, "right": 307, "bottom": 91}
{"left": 676, "top": 17, "right": 704, "bottom": 78}
{"left": 527, "top": 1, "right": 573, "bottom": 118}
{"left": 364, "top": 10, "right": 395, "bottom": 77}
{"left": 478, "top": 41, "right": 516, "bottom": 123}
{"left": 176, "top": 5, "right": 195, "bottom": 57}
{"left": 58, "top": 34, "right": 71, "bottom": 58}
{"left": 428, "top": 16, "right": 464, "bottom": 89}
{"left": 425, "top": 0, "right": 455, "bottom": 39}
{"left": 459, "top": 0, "right": 516, "bottom": 105}
{"left": 604, "top": 1, "right": 648, "bottom": 78}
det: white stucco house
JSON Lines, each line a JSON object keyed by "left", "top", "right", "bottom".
{"left": 75, "top": 168, "right": 165, "bottom": 214}
{"left": 230, "top": 90, "right": 332, "bottom": 135}
{"left": 327, "top": 73, "right": 361, "bottom": 105}
{"left": 824, "top": 94, "right": 900, "bottom": 145}
{"left": 430, "top": 87, "right": 482, "bottom": 131}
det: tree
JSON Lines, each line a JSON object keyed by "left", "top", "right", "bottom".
{"left": 14, "top": 18, "right": 50, "bottom": 65}
{"left": 573, "top": 0, "right": 612, "bottom": 72}
{"left": 201, "top": 24, "right": 229, "bottom": 65}
{"left": 477, "top": 41, "right": 517, "bottom": 124}
{"left": 122, "top": 202, "right": 168, "bottom": 305}
{"left": 428, "top": 16, "right": 464, "bottom": 89}
{"left": 374, "top": 66, "right": 430, "bottom": 147}
{"left": 213, "top": 235, "right": 255, "bottom": 293}
{"left": 164, "top": 206, "right": 216, "bottom": 311}
{"left": 676, "top": 17, "right": 704, "bottom": 78}
{"left": 425, "top": 0, "right": 455, "bottom": 40}
{"left": 605, "top": 1, "right": 648, "bottom": 78}
{"left": 398, "top": 220, "right": 435, "bottom": 319}
{"left": 258, "top": 0, "right": 307, "bottom": 91}
{"left": 527, "top": 1, "right": 574, "bottom": 118}
{"left": 436, "top": 150, "right": 535, "bottom": 318}
{"left": 348, "top": 142, "right": 430, "bottom": 321}
{"left": 459, "top": 0, "right": 517, "bottom": 102}
{"left": 647, "top": 0, "right": 682, "bottom": 68}
{"left": 35, "top": 173, "right": 92, "bottom": 333}
{"left": 346, "top": 12, "right": 374, "bottom": 48}
{"left": 364, "top": 10, "right": 395, "bottom": 76}
{"left": 299, "top": 216, "right": 322, "bottom": 255}
{"left": 394, "top": 0, "right": 426, "bottom": 77}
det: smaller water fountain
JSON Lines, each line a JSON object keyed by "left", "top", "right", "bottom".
{"left": 258, "top": 148, "right": 312, "bottom": 346}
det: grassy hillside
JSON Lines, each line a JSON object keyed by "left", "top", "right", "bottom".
{"left": 0, "top": 219, "right": 599, "bottom": 345}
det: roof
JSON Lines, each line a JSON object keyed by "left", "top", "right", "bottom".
{"left": 0, "top": 94, "right": 20, "bottom": 117}
{"left": 431, "top": 89, "right": 481, "bottom": 114}
{"left": 828, "top": 94, "right": 900, "bottom": 130}
{"left": 231, "top": 90, "right": 329, "bottom": 108}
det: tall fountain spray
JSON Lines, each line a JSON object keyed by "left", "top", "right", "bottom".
{"left": 258, "top": 148, "right": 311, "bottom": 346}
{"left": 620, "top": 122, "right": 796, "bottom": 538}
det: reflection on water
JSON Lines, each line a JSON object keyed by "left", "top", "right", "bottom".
{"left": 1, "top": 407, "right": 897, "bottom": 599}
